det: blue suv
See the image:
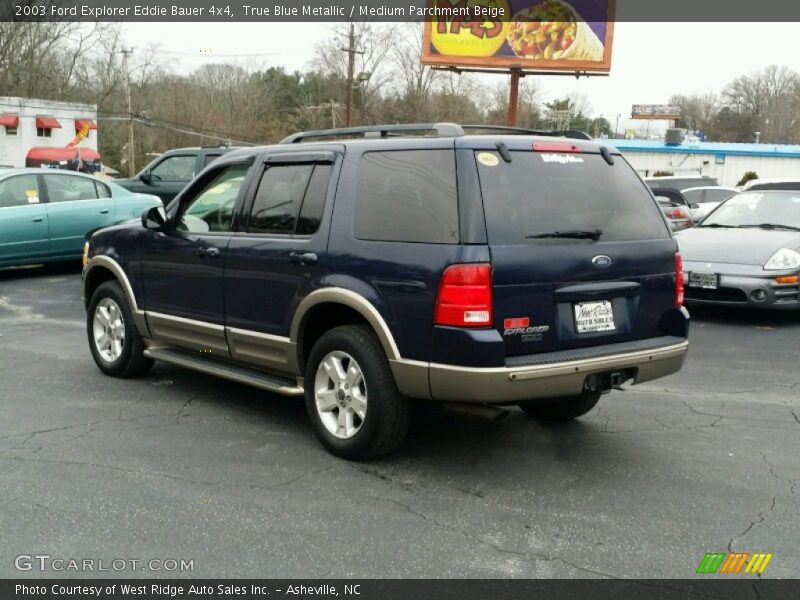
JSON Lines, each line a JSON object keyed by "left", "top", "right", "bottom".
{"left": 82, "top": 123, "right": 689, "bottom": 459}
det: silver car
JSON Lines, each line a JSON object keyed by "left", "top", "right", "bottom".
{"left": 681, "top": 186, "right": 737, "bottom": 222}
{"left": 676, "top": 191, "right": 800, "bottom": 309}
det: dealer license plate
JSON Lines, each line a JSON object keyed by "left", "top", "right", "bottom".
{"left": 688, "top": 272, "right": 718, "bottom": 289}
{"left": 574, "top": 301, "right": 615, "bottom": 333}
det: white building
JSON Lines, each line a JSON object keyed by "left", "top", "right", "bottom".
{"left": 605, "top": 139, "right": 800, "bottom": 187}
{"left": 0, "top": 96, "right": 98, "bottom": 168}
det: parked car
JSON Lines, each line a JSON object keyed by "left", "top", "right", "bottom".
{"left": 115, "top": 146, "right": 239, "bottom": 203}
{"left": 681, "top": 186, "right": 738, "bottom": 221}
{"left": 82, "top": 123, "right": 689, "bottom": 459}
{"left": 653, "top": 188, "right": 694, "bottom": 232}
{"left": 743, "top": 179, "right": 800, "bottom": 192}
{"left": 0, "top": 169, "right": 161, "bottom": 268}
{"left": 645, "top": 175, "right": 719, "bottom": 191}
{"left": 677, "top": 190, "right": 800, "bottom": 309}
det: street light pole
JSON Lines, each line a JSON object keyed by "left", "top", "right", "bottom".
{"left": 615, "top": 114, "right": 621, "bottom": 139}
{"left": 343, "top": 24, "right": 357, "bottom": 127}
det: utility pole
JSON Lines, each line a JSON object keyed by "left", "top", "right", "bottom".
{"left": 120, "top": 48, "right": 135, "bottom": 176}
{"left": 340, "top": 24, "right": 363, "bottom": 127}
{"left": 330, "top": 99, "right": 337, "bottom": 129}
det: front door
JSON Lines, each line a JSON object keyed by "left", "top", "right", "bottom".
{"left": 140, "top": 161, "right": 253, "bottom": 356}
{"left": 0, "top": 174, "right": 49, "bottom": 266}
{"left": 223, "top": 152, "right": 338, "bottom": 370}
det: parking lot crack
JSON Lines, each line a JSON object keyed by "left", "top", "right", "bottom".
{"left": 682, "top": 400, "right": 725, "bottom": 427}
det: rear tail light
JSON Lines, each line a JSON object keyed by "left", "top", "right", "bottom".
{"left": 532, "top": 141, "right": 581, "bottom": 153}
{"left": 667, "top": 207, "right": 689, "bottom": 219}
{"left": 434, "top": 264, "right": 493, "bottom": 328}
{"left": 675, "top": 253, "right": 684, "bottom": 307}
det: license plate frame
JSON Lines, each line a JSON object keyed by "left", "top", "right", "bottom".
{"left": 573, "top": 300, "right": 616, "bottom": 334}
{"left": 688, "top": 272, "right": 719, "bottom": 289}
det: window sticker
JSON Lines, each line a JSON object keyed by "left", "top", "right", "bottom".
{"left": 540, "top": 153, "right": 584, "bottom": 164}
{"left": 25, "top": 189, "right": 39, "bottom": 203}
{"left": 477, "top": 152, "right": 500, "bottom": 167}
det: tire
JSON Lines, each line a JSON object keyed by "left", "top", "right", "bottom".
{"left": 518, "top": 392, "right": 601, "bottom": 423}
{"left": 87, "top": 280, "right": 153, "bottom": 378}
{"left": 304, "top": 325, "right": 412, "bottom": 460}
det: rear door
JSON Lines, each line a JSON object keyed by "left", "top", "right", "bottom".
{"left": 471, "top": 141, "right": 678, "bottom": 358}
{"left": 42, "top": 173, "right": 115, "bottom": 257}
{"left": 223, "top": 151, "right": 338, "bottom": 350}
{"left": 0, "top": 174, "right": 49, "bottom": 265}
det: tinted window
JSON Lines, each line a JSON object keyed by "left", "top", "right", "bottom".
{"left": 477, "top": 151, "right": 670, "bottom": 244}
{"left": 151, "top": 155, "right": 195, "bottom": 182}
{"left": 247, "top": 165, "right": 313, "bottom": 234}
{"left": 297, "top": 165, "right": 332, "bottom": 235}
{"left": 682, "top": 189, "right": 704, "bottom": 204}
{"left": 204, "top": 153, "right": 223, "bottom": 167}
{"left": 0, "top": 175, "right": 40, "bottom": 208}
{"left": 355, "top": 150, "right": 458, "bottom": 244}
{"left": 43, "top": 174, "right": 98, "bottom": 203}
{"left": 179, "top": 164, "right": 249, "bottom": 233}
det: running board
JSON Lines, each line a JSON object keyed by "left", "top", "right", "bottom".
{"left": 144, "top": 347, "right": 305, "bottom": 397}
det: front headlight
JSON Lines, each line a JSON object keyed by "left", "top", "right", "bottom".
{"left": 764, "top": 248, "right": 800, "bottom": 270}
{"left": 81, "top": 241, "right": 90, "bottom": 268}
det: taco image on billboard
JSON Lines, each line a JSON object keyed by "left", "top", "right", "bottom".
{"left": 506, "top": 0, "right": 604, "bottom": 62}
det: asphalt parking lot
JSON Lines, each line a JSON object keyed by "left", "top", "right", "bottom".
{"left": 0, "top": 263, "right": 798, "bottom": 579}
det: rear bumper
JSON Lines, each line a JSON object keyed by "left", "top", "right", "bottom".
{"left": 390, "top": 337, "right": 689, "bottom": 404}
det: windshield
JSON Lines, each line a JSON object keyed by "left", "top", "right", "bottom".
{"left": 702, "top": 191, "right": 800, "bottom": 229}
{"left": 476, "top": 151, "right": 670, "bottom": 244}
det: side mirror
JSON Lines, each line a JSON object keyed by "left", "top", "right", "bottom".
{"left": 142, "top": 205, "right": 168, "bottom": 231}
{"left": 139, "top": 170, "right": 152, "bottom": 185}
{"left": 689, "top": 203, "right": 700, "bottom": 209}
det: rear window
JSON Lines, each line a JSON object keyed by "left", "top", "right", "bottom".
{"left": 476, "top": 151, "right": 670, "bottom": 244}
{"left": 355, "top": 150, "right": 459, "bottom": 244}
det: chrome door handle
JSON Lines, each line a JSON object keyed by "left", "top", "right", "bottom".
{"left": 196, "top": 246, "right": 220, "bottom": 259}
{"left": 289, "top": 251, "right": 318, "bottom": 266}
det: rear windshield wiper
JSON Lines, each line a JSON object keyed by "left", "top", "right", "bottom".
{"left": 526, "top": 229, "right": 602, "bottom": 241}
{"left": 749, "top": 223, "right": 800, "bottom": 231}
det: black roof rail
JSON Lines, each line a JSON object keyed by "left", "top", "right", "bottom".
{"left": 279, "top": 123, "right": 465, "bottom": 144}
{"left": 461, "top": 125, "right": 592, "bottom": 140}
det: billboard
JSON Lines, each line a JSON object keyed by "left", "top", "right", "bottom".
{"left": 422, "top": 0, "right": 615, "bottom": 73}
{"left": 631, "top": 104, "right": 681, "bottom": 120}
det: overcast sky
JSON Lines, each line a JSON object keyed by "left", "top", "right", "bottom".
{"left": 123, "top": 22, "right": 799, "bottom": 134}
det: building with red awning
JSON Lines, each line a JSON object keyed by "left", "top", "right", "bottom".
{"left": 0, "top": 96, "right": 98, "bottom": 168}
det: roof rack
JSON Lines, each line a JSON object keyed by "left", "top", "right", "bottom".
{"left": 279, "top": 122, "right": 592, "bottom": 144}
{"left": 280, "top": 123, "right": 464, "bottom": 144}
{"left": 461, "top": 125, "right": 592, "bottom": 140}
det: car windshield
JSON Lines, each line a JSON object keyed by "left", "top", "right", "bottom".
{"left": 702, "top": 191, "right": 800, "bottom": 229}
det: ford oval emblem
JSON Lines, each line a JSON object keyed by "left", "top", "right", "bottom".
{"left": 592, "top": 255, "right": 613, "bottom": 268}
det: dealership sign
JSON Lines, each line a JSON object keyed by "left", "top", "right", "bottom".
{"left": 631, "top": 104, "right": 681, "bottom": 120}
{"left": 422, "top": 0, "right": 616, "bottom": 73}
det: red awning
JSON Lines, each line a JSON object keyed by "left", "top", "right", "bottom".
{"left": 35, "top": 116, "right": 62, "bottom": 129}
{"left": 75, "top": 119, "right": 97, "bottom": 131}
{"left": 0, "top": 114, "right": 19, "bottom": 128}
{"left": 26, "top": 147, "right": 101, "bottom": 162}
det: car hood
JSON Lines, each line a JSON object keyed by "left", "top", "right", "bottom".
{"left": 676, "top": 227, "right": 800, "bottom": 265}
